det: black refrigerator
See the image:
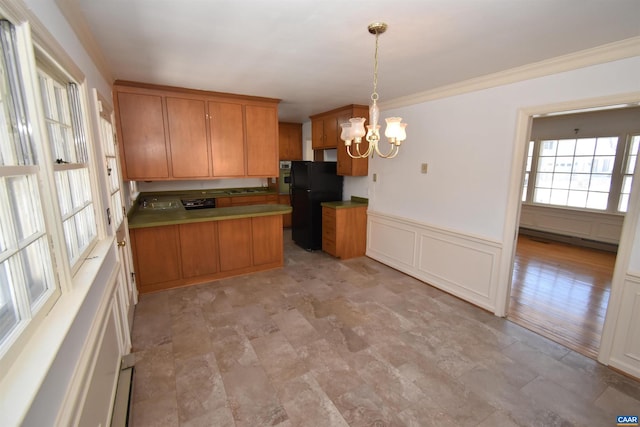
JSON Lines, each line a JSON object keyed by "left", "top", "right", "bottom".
{"left": 290, "top": 161, "right": 343, "bottom": 250}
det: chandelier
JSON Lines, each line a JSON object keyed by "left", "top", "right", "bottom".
{"left": 340, "top": 22, "right": 407, "bottom": 159}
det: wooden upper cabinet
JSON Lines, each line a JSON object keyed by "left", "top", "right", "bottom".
{"left": 311, "top": 104, "right": 369, "bottom": 176}
{"left": 336, "top": 105, "right": 369, "bottom": 176}
{"left": 278, "top": 122, "right": 302, "bottom": 160}
{"left": 166, "top": 97, "right": 209, "bottom": 178}
{"left": 246, "top": 105, "right": 278, "bottom": 177}
{"left": 311, "top": 115, "right": 339, "bottom": 149}
{"left": 116, "top": 91, "right": 169, "bottom": 180}
{"left": 209, "top": 101, "right": 245, "bottom": 177}
{"left": 113, "top": 81, "right": 280, "bottom": 180}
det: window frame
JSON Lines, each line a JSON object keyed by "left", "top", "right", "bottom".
{"left": 523, "top": 134, "right": 637, "bottom": 214}
{"left": 35, "top": 62, "right": 100, "bottom": 272}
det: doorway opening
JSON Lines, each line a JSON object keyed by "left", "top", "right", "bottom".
{"left": 506, "top": 106, "right": 640, "bottom": 360}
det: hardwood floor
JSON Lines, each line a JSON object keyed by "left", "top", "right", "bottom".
{"left": 508, "top": 234, "right": 616, "bottom": 360}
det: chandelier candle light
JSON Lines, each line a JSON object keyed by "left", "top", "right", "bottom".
{"left": 340, "top": 22, "right": 407, "bottom": 159}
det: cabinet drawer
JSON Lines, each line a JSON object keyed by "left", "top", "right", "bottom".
{"left": 322, "top": 237, "right": 337, "bottom": 256}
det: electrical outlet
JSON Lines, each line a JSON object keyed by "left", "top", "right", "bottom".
{"left": 421, "top": 163, "right": 428, "bottom": 174}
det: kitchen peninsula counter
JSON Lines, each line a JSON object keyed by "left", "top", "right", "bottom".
{"left": 129, "top": 203, "right": 291, "bottom": 229}
{"left": 127, "top": 192, "right": 291, "bottom": 294}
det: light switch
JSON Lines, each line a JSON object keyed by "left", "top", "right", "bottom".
{"left": 421, "top": 163, "right": 428, "bottom": 174}
{"left": 373, "top": 173, "right": 377, "bottom": 182}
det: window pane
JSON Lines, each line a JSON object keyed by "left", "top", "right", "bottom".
{"left": 555, "top": 157, "right": 573, "bottom": 172}
{"left": 534, "top": 188, "right": 550, "bottom": 204}
{"left": 0, "top": 20, "right": 35, "bottom": 166}
{"left": 567, "top": 191, "right": 587, "bottom": 208}
{"left": 573, "top": 157, "right": 593, "bottom": 173}
{"left": 552, "top": 173, "right": 570, "bottom": 189}
{"left": 586, "top": 192, "right": 608, "bottom": 210}
{"left": 595, "top": 137, "right": 618, "bottom": 155}
{"left": 569, "top": 173, "right": 590, "bottom": 191}
{"left": 550, "top": 189, "right": 568, "bottom": 205}
{"left": 590, "top": 174, "right": 612, "bottom": 192}
{"left": 575, "top": 138, "right": 596, "bottom": 155}
{"left": 556, "top": 139, "right": 575, "bottom": 156}
{"left": 0, "top": 257, "right": 20, "bottom": 345}
{"left": 537, "top": 158, "right": 555, "bottom": 172}
{"left": 7, "top": 175, "right": 44, "bottom": 242}
{"left": 540, "top": 140, "right": 557, "bottom": 156}
{"left": 592, "top": 156, "right": 615, "bottom": 174}
{"left": 619, "top": 194, "right": 629, "bottom": 212}
{"left": 21, "top": 237, "right": 52, "bottom": 307}
{"left": 537, "top": 172, "right": 553, "bottom": 188}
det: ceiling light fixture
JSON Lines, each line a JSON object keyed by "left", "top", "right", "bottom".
{"left": 340, "top": 22, "right": 407, "bottom": 159}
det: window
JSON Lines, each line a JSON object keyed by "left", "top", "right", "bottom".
{"left": 37, "top": 68, "right": 97, "bottom": 269}
{"left": 619, "top": 135, "right": 639, "bottom": 213}
{"left": 522, "top": 140, "right": 534, "bottom": 201}
{"left": 0, "top": 20, "right": 58, "bottom": 354}
{"left": 523, "top": 135, "right": 636, "bottom": 213}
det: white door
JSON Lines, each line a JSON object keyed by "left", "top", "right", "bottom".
{"left": 94, "top": 89, "right": 137, "bottom": 341}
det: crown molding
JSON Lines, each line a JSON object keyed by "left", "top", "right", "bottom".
{"left": 380, "top": 36, "right": 640, "bottom": 111}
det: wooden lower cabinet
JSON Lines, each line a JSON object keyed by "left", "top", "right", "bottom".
{"left": 278, "top": 194, "right": 291, "bottom": 227}
{"left": 130, "top": 225, "right": 181, "bottom": 292}
{"left": 130, "top": 214, "right": 284, "bottom": 293}
{"left": 179, "top": 221, "right": 218, "bottom": 278}
{"left": 252, "top": 215, "right": 283, "bottom": 265}
{"left": 322, "top": 205, "right": 367, "bottom": 259}
{"left": 218, "top": 218, "right": 253, "bottom": 271}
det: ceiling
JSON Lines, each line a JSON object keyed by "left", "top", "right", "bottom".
{"left": 66, "top": 0, "right": 640, "bottom": 123}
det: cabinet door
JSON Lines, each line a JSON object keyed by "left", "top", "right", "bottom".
{"left": 279, "top": 194, "right": 291, "bottom": 228}
{"left": 130, "top": 226, "right": 181, "bottom": 290}
{"left": 246, "top": 105, "right": 278, "bottom": 176}
{"left": 323, "top": 115, "right": 339, "bottom": 148}
{"left": 209, "top": 101, "right": 245, "bottom": 177}
{"left": 311, "top": 118, "right": 325, "bottom": 149}
{"left": 252, "top": 215, "right": 283, "bottom": 265}
{"left": 166, "top": 97, "right": 210, "bottom": 178}
{"left": 337, "top": 106, "right": 369, "bottom": 176}
{"left": 116, "top": 92, "right": 169, "bottom": 179}
{"left": 279, "top": 122, "right": 302, "bottom": 160}
{"left": 179, "top": 222, "right": 219, "bottom": 278}
{"left": 218, "top": 218, "right": 252, "bottom": 271}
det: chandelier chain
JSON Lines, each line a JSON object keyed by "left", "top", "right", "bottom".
{"left": 371, "top": 31, "right": 379, "bottom": 102}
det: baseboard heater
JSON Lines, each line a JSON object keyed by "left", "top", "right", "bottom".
{"left": 518, "top": 227, "right": 618, "bottom": 253}
{"left": 111, "top": 354, "right": 135, "bottom": 426}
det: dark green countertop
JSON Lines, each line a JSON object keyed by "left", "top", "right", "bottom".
{"left": 128, "top": 189, "right": 289, "bottom": 229}
{"left": 129, "top": 203, "right": 292, "bottom": 229}
{"left": 321, "top": 196, "right": 368, "bottom": 209}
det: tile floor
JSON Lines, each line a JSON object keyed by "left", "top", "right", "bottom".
{"left": 129, "top": 231, "right": 640, "bottom": 426}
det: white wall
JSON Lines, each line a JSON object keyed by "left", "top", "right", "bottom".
{"left": 369, "top": 56, "right": 640, "bottom": 241}
{"left": 365, "top": 55, "right": 640, "bottom": 318}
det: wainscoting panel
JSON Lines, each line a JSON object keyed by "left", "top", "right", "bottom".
{"left": 366, "top": 211, "right": 503, "bottom": 312}
{"left": 609, "top": 273, "right": 640, "bottom": 379}
{"left": 367, "top": 216, "right": 417, "bottom": 268}
{"left": 520, "top": 204, "right": 623, "bottom": 244}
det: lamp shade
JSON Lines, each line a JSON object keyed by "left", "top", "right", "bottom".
{"left": 340, "top": 122, "right": 353, "bottom": 144}
{"left": 349, "top": 117, "right": 366, "bottom": 140}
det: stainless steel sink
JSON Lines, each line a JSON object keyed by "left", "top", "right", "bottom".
{"left": 140, "top": 199, "right": 181, "bottom": 210}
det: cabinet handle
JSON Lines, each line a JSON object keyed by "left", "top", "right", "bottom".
{"left": 117, "top": 240, "right": 126, "bottom": 247}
